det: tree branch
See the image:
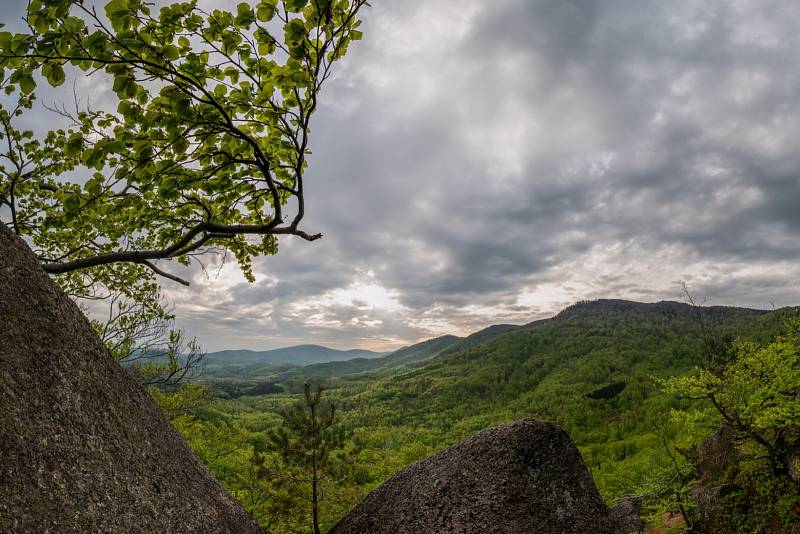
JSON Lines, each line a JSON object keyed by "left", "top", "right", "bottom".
{"left": 40, "top": 219, "right": 322, "bottom": 280}
{"left": 139, "top": 260, "right": 189, "bottom": 286}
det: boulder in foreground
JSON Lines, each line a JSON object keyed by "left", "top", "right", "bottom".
{"left": 331, "top": 418, "right": 636, "bottom": 534}
{"left": 0, "top": 224, "right": 262, "bottom": 533}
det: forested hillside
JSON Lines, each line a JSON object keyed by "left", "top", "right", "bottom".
{"left": 204, "top": 335, "right": 463, "bottom": 385}
{"left": 172, "top": 299, "right": 799, "bottom": 531}
{"left": 201, "top": 345, "right": 387, "bottom": 383}
{"left": 328, "top": 300, "right": 789, "bottom": 498}
{"left": 6, "top": 1, "right": 799, "bottom": 532}
{"left": 205, "top": 345, "right": 387, "bottom": 367}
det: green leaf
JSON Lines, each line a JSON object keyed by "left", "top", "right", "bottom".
{"left": 84, "top": 177, "right": 103, "bottom": 197}
{"left": 284, "top": 18, "right": 307, "bottom": 42}
{"left": 235, "top": 3, "right": 255, "bottom": 26}
{"left": 18, "top": 73, "right": 36, "bottom": 94}
{"left": 63, "top": 193, "right": 80, "bottom": 214}
{"left": 159, "top": 176, "right": 178, "bottom": 198}
{"left": 0, "top": 32, "right": 12, "bottom": 50}
{"left": 256, "top": 1, "right": 277, "bottom": 22}
{"left": 285, "top": 0, "right": 309, "bottom": 12}
{"left": 65, "top": 134, "right": 83, "bottom": 157}
{"left": 10, "top": 34, "right": 33, "bottom": 56}
{"left": 117, "top": 100, "right": 133, "bottom": 116}
{"left": 173, "top": 137, "right": 189, "bottom": 155}
{"left": 82, "top": 147, "right": 107, "bottom": 170}
{"left": 113, "top": 74, "right": 132, "bottom": 93}
{"left": 43, "top": 63, "right": 66, "bottom": 87}
{"left": 162, "top": 45, "right": 180, "bottom": 61}
{"left": 105, "top": 0, "right": 131, "bottom": 31}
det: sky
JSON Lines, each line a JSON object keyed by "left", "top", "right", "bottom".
{"left": 6, "top": 1, "right": 800, "bottom": 351}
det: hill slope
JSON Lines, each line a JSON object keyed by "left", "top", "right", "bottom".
{"left": 268, "top": 323, "right": 560, "bottom": 386}
{"left": 343, "top": 299, "right": 780, "bottom": 429}
{"left": 270, "top": 335, "right": 464, "bottom": 383}
{"left": 205, "top": 344, "right": 385, "bottom": 366}
{"left": 328, "top": 299, "right": 794, "bottom": 498}
{"left": 177, "top": 297, "right": 799, "bottom": 529}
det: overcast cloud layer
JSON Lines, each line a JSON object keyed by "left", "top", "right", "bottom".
{"left": 8, "top": 1, "right": 800, "bottom": 351}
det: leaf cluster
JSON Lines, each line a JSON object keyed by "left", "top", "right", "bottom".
{"left": 0, "top": 0, "right": 367, "bottom": 290}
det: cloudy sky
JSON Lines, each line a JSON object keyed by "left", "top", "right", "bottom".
{"left": 7, "top": 1, "right": 800, "bottom": 351}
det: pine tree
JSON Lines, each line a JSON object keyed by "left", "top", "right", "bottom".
{"left": 263, "top": 381, "right": 358, "bottom": 534}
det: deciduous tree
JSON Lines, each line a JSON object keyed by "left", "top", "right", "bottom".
{"left": 0, "top": 0, "right": 367, "bottom": 295}
{"left": 657, "top": 319, "right": 800, "bottom": 478}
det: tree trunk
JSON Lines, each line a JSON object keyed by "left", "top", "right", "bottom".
{"left": 312, "top": 458, "right": 320, "bottom": 534}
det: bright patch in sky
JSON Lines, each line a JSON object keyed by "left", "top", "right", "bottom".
{"left": 293, "top": 271, "right": 406, "bottom": 317}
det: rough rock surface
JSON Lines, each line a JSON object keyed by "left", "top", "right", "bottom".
{"left": 0, "top": 225, "right": 263, "bottom": 533}
{"left": 331, "top": 419, "right": 626, "bottom": 534}
{"left": 690, "top": 484, "right": 739, "bottom": 527}
{"left": 609, "top": 495, "right": 643, "bottom": 533}
{"left": 691, "top": 424, "right": 740, "bottom": 482}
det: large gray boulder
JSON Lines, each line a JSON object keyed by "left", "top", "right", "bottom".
{"left": 0, "top": 224, "right": 263, "bottom": 533}
{"left": 331, "top": 419, "right": 629, "bottom": 534}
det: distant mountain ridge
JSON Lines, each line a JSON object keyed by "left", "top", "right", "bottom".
{"left": 556, "top": 298, "right": 769, "bottom": 318}
{"left": 204, "top": 344, "right": 387, "bottom": 366}
{"left": 258, "top": 335, "right": 466, "bottom": 383}
{"left": 265, "top": 322, "right": 548, "bottom": 383}
{"left": 344, "top": 297, "right": 788, "bottom": 427}
{"left": 202, "top": 299, "right": 778, "bottom": 384}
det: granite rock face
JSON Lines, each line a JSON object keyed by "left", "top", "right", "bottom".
{"left": 691, "top": 424, "right": 740, "bottom": 482}
{"left": 690, "top": 484, "right": 739, "bottom": 528}
{"left": 331, "top": 419, "right": 629, "bottom": 534}
{"left": 609, "top": 494, "right": 643, "bottom": 533}
{"left": 0, "top": 224, "right": 263, "bottom": 533}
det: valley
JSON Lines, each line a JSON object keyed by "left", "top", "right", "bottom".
{"left": 177, "top": 299, "right": 799, "bottom": 531}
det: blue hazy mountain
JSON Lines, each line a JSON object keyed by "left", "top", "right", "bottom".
{"left": 204, "top": 344, "right": 387, "bottom": 367}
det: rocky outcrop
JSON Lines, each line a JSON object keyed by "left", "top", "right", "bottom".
{"left": 610, "top": 494, "right": 643, "bottom": 533}
{"left": 690, "top": 484, "right": 739, "bottom": 526}
{"left": 0, "top": 224, "right": 263, "bottom": 533}
{"left": 331, "top": 419, "right": 630, "bottom": 534}
{"left": 691, "top": 424, "right": 740, "bottom": 482}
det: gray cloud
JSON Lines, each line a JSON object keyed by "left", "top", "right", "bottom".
{"left": 165, "top": 0, "right": 800, "bottom": 350}
{"left": 5, "top": 0, "right": 800, "bottom": 350}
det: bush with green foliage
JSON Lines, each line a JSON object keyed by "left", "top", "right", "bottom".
{"left": 657, "top": 318, "right": 800, "bottom": 478}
